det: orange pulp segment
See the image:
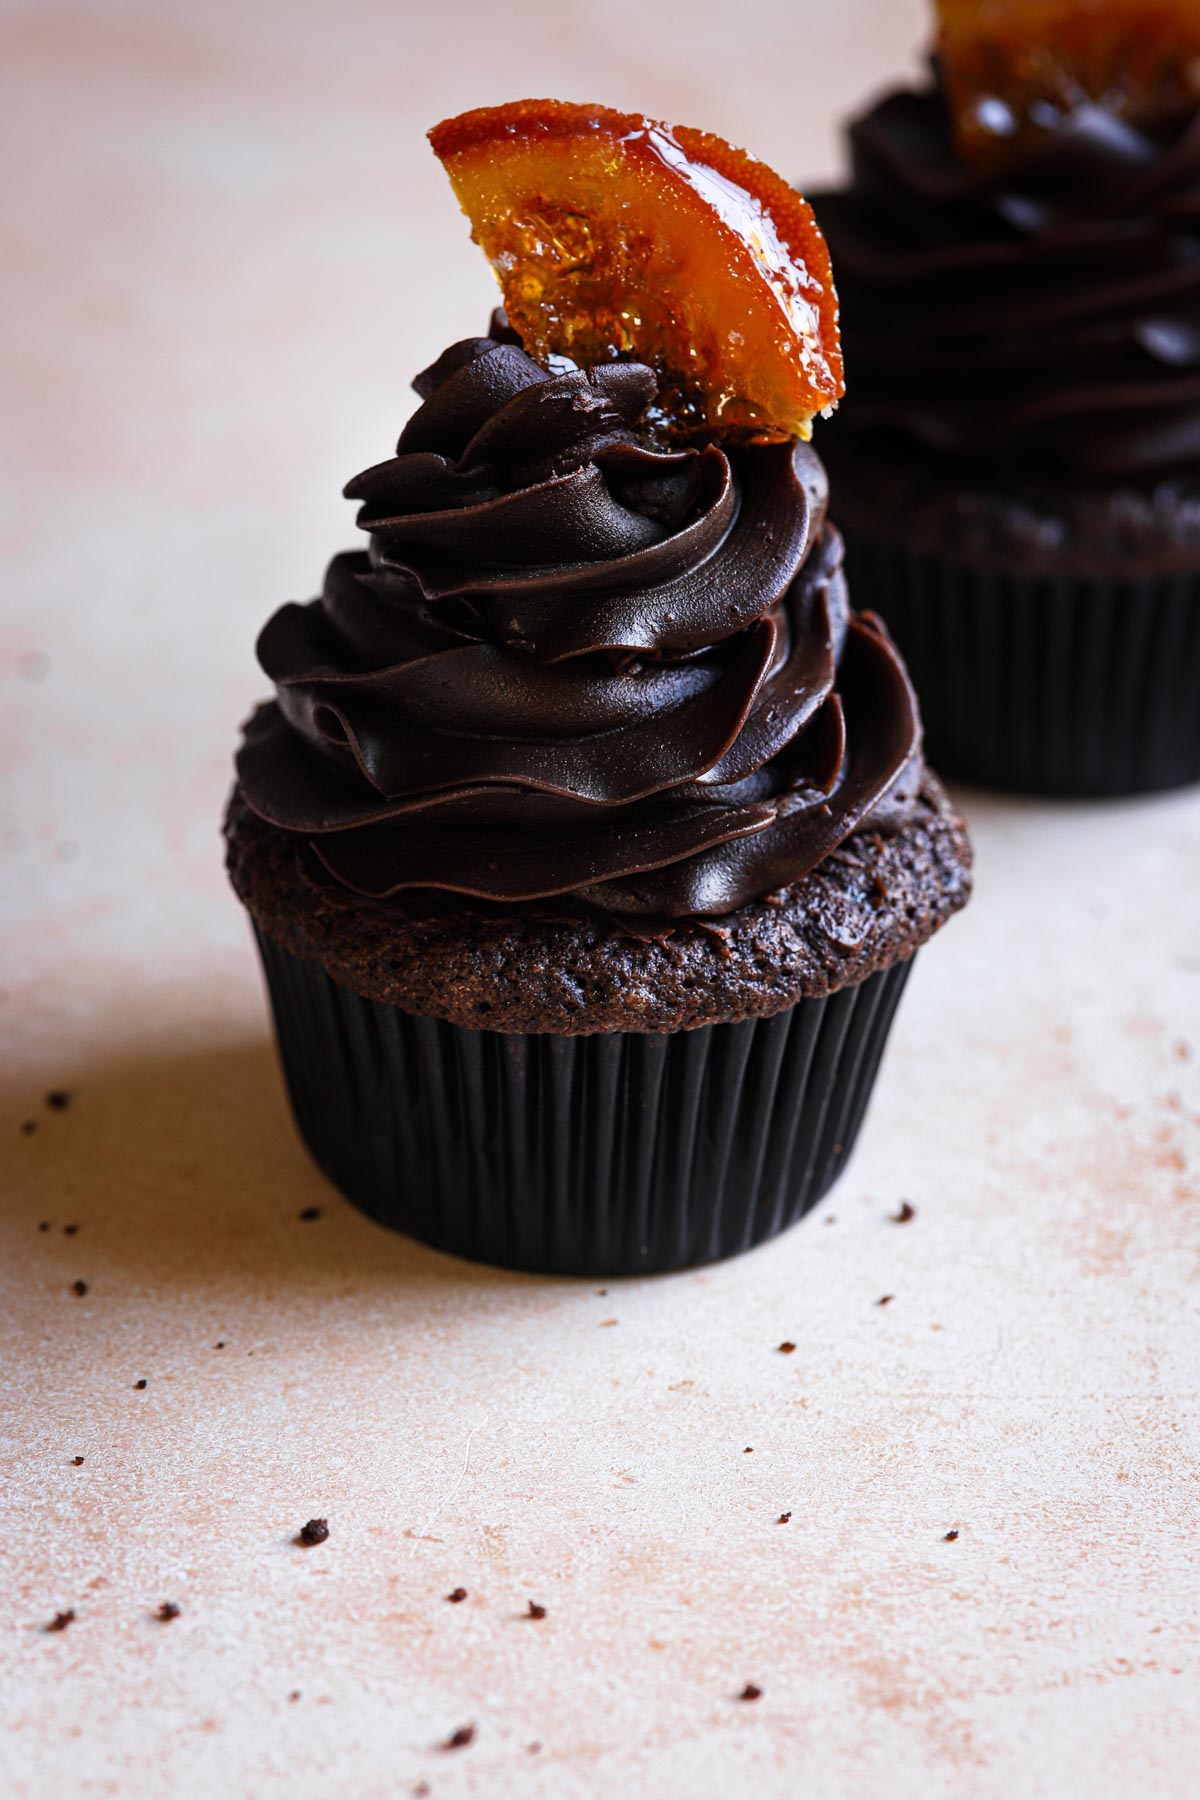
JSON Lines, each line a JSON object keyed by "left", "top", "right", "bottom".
{"left": 429, "top": 99, "right": 843, "bottom": 443}
{"left": 936, "top": 0, "right": 1200, "bottom": 168}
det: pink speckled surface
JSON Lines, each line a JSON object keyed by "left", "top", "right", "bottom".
{"left": 3, "top": 2, "right": 1199, "bottom": 1795}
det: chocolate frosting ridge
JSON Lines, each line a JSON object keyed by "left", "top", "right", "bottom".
{"left": 237, "top": 337, "right": 921, "bottom": 918}
{"left": 812, "top": 81, "right": 1200, "bottom": 477}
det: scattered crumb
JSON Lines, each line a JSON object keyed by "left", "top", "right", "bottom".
{"left": 288, "top": 1691, "right": 301, "bottom": 1703}
{"left": 133, "top": 1379, "right": 147, "bottom": 1390}
{"left": 738, "top": 1684, "right": 762, "bottom": 1702}
{"left": 46, "top": 1611, "right": 75, "bottom": 1632}
{"left": 599, "top": 1318, "right": 618, "bottom": 1327}
{"left": 876, "top": 1295, "right": 895, "bottom": 1307}
{"left": 298, "top": 1207, "right": 322, "bottom": 1222}
{"left": 778, "top": 1341, "right": 796, "bottom": 1354}
{"left": 528, "top": 1742, "right": 542, "bottom": 1754}
{"left": 62, "top": 1223, "right": 79, "bottom": 1236}
{"left": 70, "top": 1280, "right": 88, "bottom": 1297}
{"left": 778, "top": 1512, "right": 791, "bottom": 1524}
{"left": 22, "top": 1121, "right": 37, "bottom": 1136}
{"left": 37, "top": 1220, "right": 50, "bottom": 1230}
{"left": 823, "top": 1215, "right": 836, "bottom": 1225}
{"left": 71, "top": 1456, "right": 84, "bottom": 1467}
{"left": 944, "top": 1529, "right": 960, "bottom": 1542}
{"left": 526, "top": 1601, "right": 547, "bottom": 1620}
{"left": 441, "top": 1724, "right": 475, "bottom": 1751}
{"left": 891, "top": 1201, "right": 916, "bottom": 1223}
{"left": 1175, "top": 1040, "right": 1191, "bottom": 1061}
{"left": 297, "top": 1518, "right": 329, "bottom": 1547}
{"left": 45, "top": 1091, "right": 72, "bottom": 1111}
{"left": 595, "top": 1288, "right": 608, "bottom": 1296}
{"left": 214, "top": 1341, "right": 226, "bottom": 1349}
{"left": 413, "top": 1785, "right": 431, "bottom": 1799}
{"left": 446, "top": 1588, "right": 468, "bottom": 1604}
{"left": 155, "top": 1602, "right": 181, "bottom": 1622}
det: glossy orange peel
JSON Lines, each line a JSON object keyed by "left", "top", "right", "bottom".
{"left": 936, "top": 0, "right": 1200, "bottom": 168}
{"left": 429, "top": 100, "right": 843, "bottom": 443}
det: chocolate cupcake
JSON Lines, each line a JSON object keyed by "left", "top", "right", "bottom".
{"left": 225, "top": 102, "right": 972, "bottom": 1275}
{"left": 811, "top": 2, "right": 1200, "bottom": 796}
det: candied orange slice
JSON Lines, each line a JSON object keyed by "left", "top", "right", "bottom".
{"left": 428, "top": 100, "right": 843, "bottom": 443}
{"left": 937, "top": 0, "right": 1200, "bottom": 168}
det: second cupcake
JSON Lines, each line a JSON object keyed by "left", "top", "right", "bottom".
{"left": 812, "top": 0, "right": 1200, "bottom": 796}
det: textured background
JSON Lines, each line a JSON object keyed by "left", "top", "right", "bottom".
{"left": 3, "top": 1, "right": 1199, "bottom": 1795}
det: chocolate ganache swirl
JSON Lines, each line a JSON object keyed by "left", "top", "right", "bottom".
{"left": 236, "top": 333, "right": 921, "bottom": 920}
{"left": 812, "top": 75, "right": 1200, "bottom": 478}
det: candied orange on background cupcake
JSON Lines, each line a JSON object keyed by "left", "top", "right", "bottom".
{"left": 225, "top": 101, "right": 972, "bottom": 1276}
{"left": 811, "top": 0, "right": 1200, "bottom": 797}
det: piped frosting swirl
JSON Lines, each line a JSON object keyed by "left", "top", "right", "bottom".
{"left": 813, "top": 77, "right": 1200, "bottom": 478}
{"left": 236, "top": 334, "right": 921, "bottom": 919}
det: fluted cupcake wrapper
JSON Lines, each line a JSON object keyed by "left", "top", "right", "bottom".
{"left": 841, "top": 528, "right": 1200, "bottom": 797}
{"left": 253, "top": 926, "right": 914, "bottom": 1277}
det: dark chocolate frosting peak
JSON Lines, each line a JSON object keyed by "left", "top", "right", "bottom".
{"left": 237, "top": 335, "right": 921, "bottom": 919}
{"left": 813, "top": 80, "right": 1200, "bottom": 478}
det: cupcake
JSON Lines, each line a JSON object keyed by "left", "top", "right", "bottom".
{"left": 811, "top": 0, "right": 1200, "bottom": 796}
{"left": 225, "top": 101, "right": 972, "bottom": 1276}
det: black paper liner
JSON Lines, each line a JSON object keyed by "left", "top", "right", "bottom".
{"left": 841, "top": 527, "right": 1200, "bottom": 796}
{"left": 254, "top": 926, "right": 915, "bottom": 1276}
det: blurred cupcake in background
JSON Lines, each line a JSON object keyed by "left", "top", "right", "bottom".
{"left": 811, "top": 0, "right": 1200, "bottom": 796}
{"left": 225, "top": 101, "right": 972, "bottom": 1277}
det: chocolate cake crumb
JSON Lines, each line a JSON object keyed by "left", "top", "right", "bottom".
{"left": 289, "top": 1690, "right": 301, "bottom": 1703}
{"left": 778, "top": 1341, "right": 796, "bottom": 1354}
{"left": 70, "top": 1280, "right": 88, "bottom": 1297}
{"left": 63, "top": 1223, "right": 79, "bottom": 1235}
{"left": 71, "top": 1456, "right": 84, "bottom": 1467}
{"left": 22, "top": 1121, "right": 37, "bottom": 1136}
{"left": 526, "top": 1600, "right": 546, "bottom": 1620}
{"left": 133, "top": 1379, "right": 147, "bottom": 1390}
{"left": 45, "top": 1090, "right": 72, "bottom": 1111}
{"left": 226, "top": 776, "right": 972, "bottom": 1036}
{"left": 441, "top": 1724, "right": 475, "bottom": 1751}
{"left": 298, "top": 1207, "right": 322, "bottom": 1221}
{"left": 778, "top": 1512, "right": 792, "bottom": 1523}
{"left": 297, "top": 1518, "right": 329, "bottom": 1546}
{"left": 446, "top": 1588, "right": 468, "bottom": 1603}
{"left": 738, "top": 1684, "right": 763, "bottom": 1701}
{"left": 891, "top": 1201, "right": 916, "bottom": 1223}
{"left": 214, "top": 1341, "right": 226, "bottom": 1349}
{"left": 155, "top": 1602, "right": 181, "bottom": 1622}
{"left": 944, "top": 1529, "right": 960, "bottom": 1541}
{"left": 876, "top": 1294, "right": 895, "bottom": 1307}
{"left": 744, "top": 1446, "right": 753, "bottom": 1454}
{"left": 46, "top": 1610, "right": 75, "bottom": 1632}
{"left": 37, "top": 1220, "right": 50, "bottom": 1230}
